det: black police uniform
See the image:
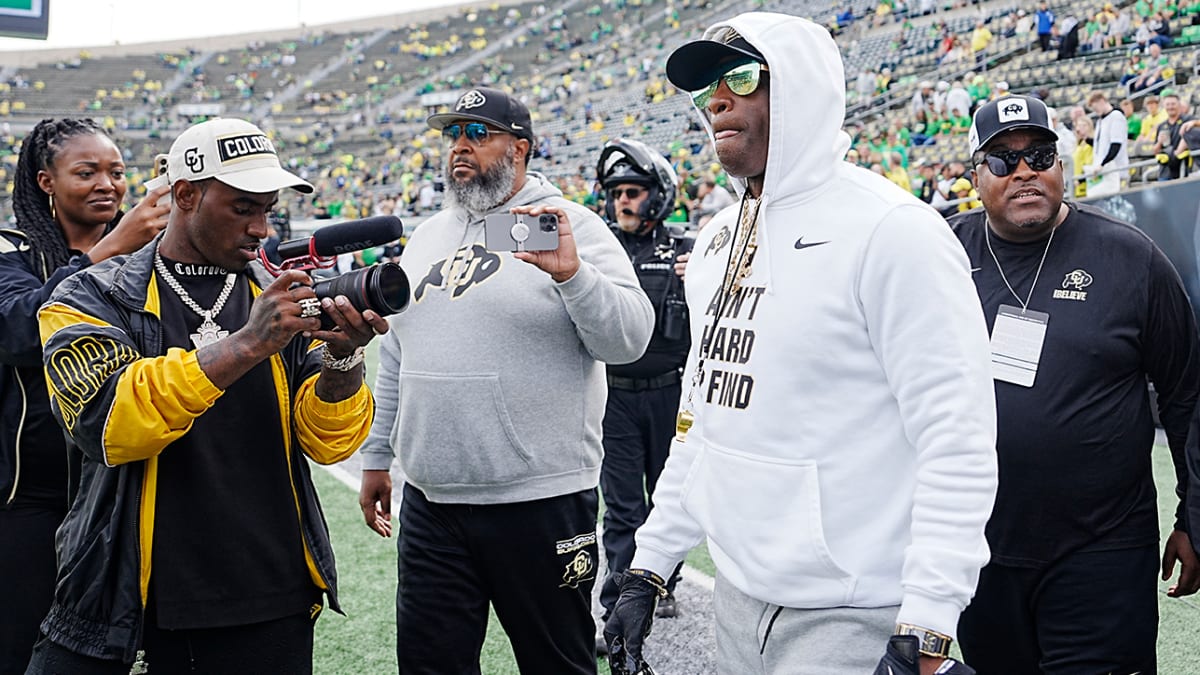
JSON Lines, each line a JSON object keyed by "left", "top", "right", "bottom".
{"left": 599, "top": 222, "right": 692, "bottom": 616}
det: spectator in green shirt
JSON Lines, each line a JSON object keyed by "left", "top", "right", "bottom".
{"left": 1121, "top": 99, "right": 1143, "bottom": 139}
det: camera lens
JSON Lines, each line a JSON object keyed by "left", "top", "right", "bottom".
{"left": 540, "top": 215, "right": 557, "bottom": 232}
{"left": 311, "top": 262, "right": 411, "bottom": 330}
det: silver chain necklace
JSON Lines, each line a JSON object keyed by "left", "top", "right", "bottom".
{"left": 985, "top": 219, "right": 1056, "bottom": 313}
{"left": 154, "top": 244, "right": 238, "bottom": 349}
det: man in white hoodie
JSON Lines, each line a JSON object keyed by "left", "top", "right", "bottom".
{"left": 603, "top": 13, "right": 998, "bottom": 675}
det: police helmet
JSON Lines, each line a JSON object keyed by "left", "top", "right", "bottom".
{"left": 596, "top": 138, "right": 679, "bottom": 224}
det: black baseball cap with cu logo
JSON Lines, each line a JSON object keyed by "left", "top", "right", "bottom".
{"left": 968, "top": 95, "right": 1058, "bottom": 155}
{"left": 427, "top": 87, "right": 535, "bottom": 145}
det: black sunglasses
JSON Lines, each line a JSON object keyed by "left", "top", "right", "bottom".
{"left": 442, "top": 122, "right": 510, "bottom": 146}
{"left": 975, "top": 144, "right": 1058, "bottom": 177}
{"left": 609, "top": 186, "right": 645, "bottom": 200}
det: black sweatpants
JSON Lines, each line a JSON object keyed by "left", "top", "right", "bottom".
{"left": 598, "top": 382, "right": 681, "bottom": 614}
{"left": 957, "top": 543, "right": 1158, "bottom": 675}
{"left": 0, "top": 500, "right": 65, "bottom": 675}
{"left": 25, "top": 609, "right": 315, "bottom": 674}
{"left": 395, "top": 484, "right": 599, "bottom": 675}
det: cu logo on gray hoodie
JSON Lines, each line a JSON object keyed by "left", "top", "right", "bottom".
{"left": 414, "top": 244, "right": 501, "bottom": 301}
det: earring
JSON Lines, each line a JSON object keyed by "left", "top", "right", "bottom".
{"left": 48, "top": 194, "right": 57, "bottom": 222}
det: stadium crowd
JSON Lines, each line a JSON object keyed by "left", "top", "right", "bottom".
{"left": 0, "top": 0, "right": 1194, "bottom": 226}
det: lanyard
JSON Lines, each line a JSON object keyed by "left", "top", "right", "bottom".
{"left": 984, "top": 220, "right": 1056, "bottom": 313}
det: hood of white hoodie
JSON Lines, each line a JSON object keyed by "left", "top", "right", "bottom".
{"left": 691, "top": 13, "right": 851, "bottom": 206}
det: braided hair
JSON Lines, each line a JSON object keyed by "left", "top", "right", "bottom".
{"left": 12, "top": 118, "right": 118, "bottom": 279}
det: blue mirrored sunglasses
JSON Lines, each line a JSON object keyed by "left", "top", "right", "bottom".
{"left": 442, "top": 122, "right": 510, "bottom": 145}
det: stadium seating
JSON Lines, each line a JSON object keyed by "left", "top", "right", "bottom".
{"left": 1, "top": 0, "right": 1196, "bottom": 221}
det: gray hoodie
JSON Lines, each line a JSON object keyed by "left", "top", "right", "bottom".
{"left": 359, "top": 171, "right": 654, "bottom": 503}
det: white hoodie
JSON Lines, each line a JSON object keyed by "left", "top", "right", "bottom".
{"left": 631, "top": 13, "right": 998, "bottom": 639}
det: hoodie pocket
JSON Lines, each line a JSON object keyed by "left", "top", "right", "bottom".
{"left": 680, "top": 440, "right": 852, "bottom": 588}
{"left": 397, "top": 372, "right": 533, "bottom": 488}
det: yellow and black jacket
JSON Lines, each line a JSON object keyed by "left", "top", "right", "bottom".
{"left": 35, "top": 236, "right": 372, "bottom": 663}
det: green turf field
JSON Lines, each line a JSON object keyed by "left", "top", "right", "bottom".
{"left": 311, "top": 442, "right": 1200, "bottom": 673}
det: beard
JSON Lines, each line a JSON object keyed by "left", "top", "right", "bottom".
{"left": 615, "top": 208, "right": 645, "bottom": 234}
{"left": 444, "top": 144, "right": 519, "bottom": 215}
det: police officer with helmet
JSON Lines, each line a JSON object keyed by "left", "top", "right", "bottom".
{"left": 595, "top": 138, "right": 692, "bottom": 642}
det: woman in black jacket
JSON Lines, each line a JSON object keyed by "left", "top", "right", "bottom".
{"left": 0, "top": 118, "right": 167, "bottom": 675}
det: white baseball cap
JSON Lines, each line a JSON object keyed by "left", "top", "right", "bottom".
{"left": 166, "top": 118, "right": 313, "bottom": 194}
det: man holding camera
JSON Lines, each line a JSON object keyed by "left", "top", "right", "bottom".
{"left": 28, "top": 118, "right": 386, "bottom": 673}
{"left": 594, "top": 139, "right": 692, "bottom": 639}
{"left": 357, "top": 87, "right": 653, "bottom": 674}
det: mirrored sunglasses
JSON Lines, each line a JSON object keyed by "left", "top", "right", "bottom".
{"left": 691, "top": 62, "right": 769, "bottom": 109}
{"left": 976, "top": 144, "right": 1058, "bottom": 177}
{"left": 442, "top": 122, "right": 510, "bottom": 146}
{"left": 609, "top": 186, "right": 645, "bottom": 200}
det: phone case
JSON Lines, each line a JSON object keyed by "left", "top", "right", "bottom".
{"left": 483, "top": 213, "right": 559, "bottom": 252}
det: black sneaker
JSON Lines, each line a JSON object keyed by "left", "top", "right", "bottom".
{"left": 655, "top": 592, "right": 679, "bottom": 618}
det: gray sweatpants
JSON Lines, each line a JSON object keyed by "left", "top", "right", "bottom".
{"left": 714, "top": 573, "right": 899, "bottom": 674}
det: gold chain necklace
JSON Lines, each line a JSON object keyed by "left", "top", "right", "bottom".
{"left": 676, "top": 194, "right": 762, "bottom": 441}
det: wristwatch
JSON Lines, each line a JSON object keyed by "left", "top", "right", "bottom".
{"left": 894, "top": 623, "right": 952, "bottom": 658}
{"left": 322, "top": 345, "right": 365, "bottom": 372}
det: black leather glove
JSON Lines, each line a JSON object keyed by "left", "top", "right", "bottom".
{"left": 603, "top": 568, "right": 667, "bottom": 675}
{"left": 873, "top": 635, "right": 977, "bottom": 675}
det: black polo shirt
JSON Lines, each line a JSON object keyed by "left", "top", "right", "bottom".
{"left": 949, "top": 204, "right": 1200, "bottom": 567}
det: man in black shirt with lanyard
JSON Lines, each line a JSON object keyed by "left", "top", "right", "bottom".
{"left": 949, "top": 95, "right": 1200, "bottom": 674}
{"left": 594, "top": 138, "right": 692, "bottom": 636}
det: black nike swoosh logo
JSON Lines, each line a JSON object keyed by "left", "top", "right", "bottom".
{"left": 794, "top": 237, "right": 830, "bottom": 250}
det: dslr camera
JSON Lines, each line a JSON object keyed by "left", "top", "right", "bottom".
{"left": 260, "top": 216, "right": 411, "bottom": 330}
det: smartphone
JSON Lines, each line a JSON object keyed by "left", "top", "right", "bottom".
{"left": 483, "top": 212, "right": 559, "bottom": 252}
{"left": 143, "top": 153, "right": 172, "bottom": 208}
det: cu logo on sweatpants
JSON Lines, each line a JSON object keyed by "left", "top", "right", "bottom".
{"left": 560, "top": 550, "right": 595, "bottom": 589}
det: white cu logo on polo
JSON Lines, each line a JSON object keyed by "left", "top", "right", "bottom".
{"left": 1053, "top": 268, "right": 1092, "bottom": 302}
{"left": 456, "top": 90, "right": 487, "bottom": 111}
{"left": 1062, "top": 269, "right": 1092, "bottom": 290}
{"left": 997, "top": 98, "right": 1030, "bottom": 123}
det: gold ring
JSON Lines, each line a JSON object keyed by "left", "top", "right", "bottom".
{"left": 298, "top": 297, "right": 321, "bottom": 318}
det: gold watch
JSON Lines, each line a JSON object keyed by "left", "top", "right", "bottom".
{"left": 895, "top": 623, "right": 952, "bottom": 658}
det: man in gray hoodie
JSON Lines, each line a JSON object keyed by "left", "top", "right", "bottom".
{"left": 357, "top": 87, "right": 654, "bottom": 674}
